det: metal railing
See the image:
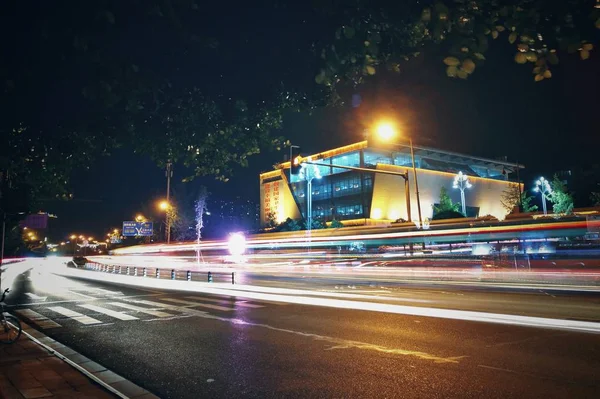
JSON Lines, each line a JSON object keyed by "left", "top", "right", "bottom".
{"left": 71, "top": 261, "right": 236, "bottom": 284}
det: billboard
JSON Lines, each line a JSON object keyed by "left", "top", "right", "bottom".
{"left": 122, "top": 221, "right": 154, "bottom": 237}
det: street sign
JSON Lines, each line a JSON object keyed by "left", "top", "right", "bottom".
{"left": 122, "top": 221, "right": 154, "bottom": 237}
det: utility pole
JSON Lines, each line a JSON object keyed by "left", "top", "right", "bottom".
{"left": 165, "top": 161, "right": 173, "bottom": 244}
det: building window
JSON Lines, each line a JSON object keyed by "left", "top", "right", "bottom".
{"left": 393, "top": 153, "right": 412, "bottom": 167}
{"left": 363, "top": 149, "right": 392, "bottom": 168}
{"left": 331, "top": 151, "right": 360, "bottom": 174}
{"left": 336, "top": 203, "right": 363, "bottom": 219}
{"left": 312, "top": 183, "right": 331, "bottom": 200}
{"left": 333, "top": 175, "right": 362, "bottom": 197}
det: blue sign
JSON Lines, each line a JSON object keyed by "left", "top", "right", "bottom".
{"left": 122, "top": 221, "right": 154, "bottom": 237}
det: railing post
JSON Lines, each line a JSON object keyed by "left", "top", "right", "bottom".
{"left": 143, "top": 267, "right": 147, "bottom": 277}
{"left": 126, "top": 266, "right": 130, "bottom": 275}
{"left": 208, "top": 271, "right": 213, "bottom": 283}
{"left": 118, "top": 266, "right": 122, "bottom": 274}
{"left": 187, "top": 271, "right": 191, "bottom": 281}
{"left": 171, "top": 269, "right": 175, "bottom": 280}
{"left": 134, "top": 267, "right": 138, "bottom": 276}
{"left": 231, "top": 272, "right": 235, "bottom": 285}
{"left": 156, "top": 268, "right": 160, "bottom": 279}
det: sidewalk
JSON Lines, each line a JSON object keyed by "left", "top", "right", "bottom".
{"left": 0, "top": 329, "right": 117, "bottom": 398}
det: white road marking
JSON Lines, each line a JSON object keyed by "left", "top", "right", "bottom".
{"left": 14, "top": 309, "right": 61, "bottom": 329}
{"left": 91, "top": 288, "right": 124, "bottom": 296}
{"left": 25, "top": 293, "right": 48, "bottom": 301}
{"left": 109, "top": 302, "right": 173, "bottom": 318}
{"left": 184, "top": 296, "right": 265, "bottom": 308}
{"left": 158, "top": 297, "right": 233, "bottom": 311}
{"left": 78, "top": 304, "right": 138, "bottom": 321}
{"left": 67, "top": 290, "right": 96, "bottom": 300}
{"left": 48, "top": 306, "right": 102, "bottom": 325}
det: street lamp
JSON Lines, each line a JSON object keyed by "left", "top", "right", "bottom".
{"left": 533, "top": 177, "right": 552, "bottom": 216}
{"left": 372, "top": 121, "right": 423, "bottom": 227}
{"left": 158, "top": 200, "right": 172, "bottom": 243}
{"left": 299, "top": 158, "right": 322, "bottom": 235}
{"left": 453, "top": 171, "right": 473, "bottom": 216}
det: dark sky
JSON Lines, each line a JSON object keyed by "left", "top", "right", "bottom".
{"left": 15, "top": 2, "right": 597, "bottom": 240}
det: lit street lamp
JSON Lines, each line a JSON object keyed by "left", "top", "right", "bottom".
{"left": 453, "top": 171, "right": 473, "bottom": 216}
{"left": 158, "top": 200, "right": 172, "bottom": 243}
{"left": 533, "top": 177, "right": 552, "bottom": 216}
{"left": 373, "top": 121, "right": 423, "bottom": 227}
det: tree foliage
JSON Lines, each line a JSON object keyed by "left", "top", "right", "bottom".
{"left": 592, "top": 189, "right": 600, "bottom": 206}
{"left": 433, "top": 187, "right": 460, "bottom": 214}
{"left": 550, "top": 175, "right": 574, "bottom": 215}
{"left": 315, "top": 0, "right": 599, "bottom": 96}
{"left": 501, "top": 183, "right": 538, "bottom": 214}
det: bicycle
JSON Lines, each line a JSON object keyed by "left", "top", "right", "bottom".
{"left": 1, "top": 288, "right": 22, "bottom": 344}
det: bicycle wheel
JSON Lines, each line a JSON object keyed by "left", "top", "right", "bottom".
{"left": 0, "top": 314, "right": 22, "bottom": 344}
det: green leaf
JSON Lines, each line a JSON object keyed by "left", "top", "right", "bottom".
{"left": 446, "top": 65, "right": 458, "bottom": 77}
{"left": 474, "top": 53, "right": 485, "bottom": 60}
{"left": 443, "top": 56, "right": 460, "bottom": 66}
{"left": 365, "top": 65, "right": 376, "bottom": 75}
{"left": 508, "top": 32, "right": 517, "bottom": 44}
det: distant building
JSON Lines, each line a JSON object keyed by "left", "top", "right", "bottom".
{"left": 259, "top": 140, "right": 524, "bottom": 226}
{"left": 203, "top": 197, "right": 260, "bottom": 237}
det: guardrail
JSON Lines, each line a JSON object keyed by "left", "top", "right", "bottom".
{"left": 70, "top": 261, "right": 236, "bottom": 284}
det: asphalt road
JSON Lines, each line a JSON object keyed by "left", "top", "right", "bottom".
{"left": 2, "top": 263, "right": 600, "bottom": 398}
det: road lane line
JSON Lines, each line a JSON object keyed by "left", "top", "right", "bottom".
{"left": 14, "top": 309, "right": 61, "bottom": 329}
{"left": 78, "top": 304, "right": 139, "bottom": 321}
{"left": 158, "top": 297, "right": 233, "bottom": 311}
{"left": 47, "top": 306, "right": 102, "bottom": 325}
{"left": 109, "top": 302, "right": 174, "bottom": 317}
{"left": 67, "top": 290, "right": 96, "bottom": 299}
{"left": 184, "top": 296, "right": 265, "bottom": 308}
{"left": 25, "top": 293, "right": 48, "bottom": 301}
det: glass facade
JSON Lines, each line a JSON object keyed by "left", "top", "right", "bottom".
{"left": 281, "top": 144, "right": 516, "bottom": 223}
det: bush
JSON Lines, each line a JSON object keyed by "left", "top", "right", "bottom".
{"left": 330, "top": 219, "right": 344, "bottom": 228}
{"left": 432, "top": 210, "right": 466, "bottom": 220}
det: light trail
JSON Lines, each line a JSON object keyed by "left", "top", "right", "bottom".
{"left": 50, "top": 265, "right": 600, "bottom": 334}
{"left": 111, "top": 219, "right": 597, "bottom": 255}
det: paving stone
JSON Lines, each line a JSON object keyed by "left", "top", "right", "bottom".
{"left": 19, "top": 387, "right": 53, "bottom": 398}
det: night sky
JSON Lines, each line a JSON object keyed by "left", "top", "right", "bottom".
{"left": 6, "top": 2, "right": 598, "bottom": 240}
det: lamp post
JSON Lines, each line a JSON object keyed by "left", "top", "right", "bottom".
{"left": 159, "top": 200, "right": 172, "bottom": 243}
{"left": 299, "top": 158, "right": 322, "bottom": 235}
{"left": 533, "top": 177, "right": 552, "bottom": 216}
{"left": 373, "top": 122, "right": 423, "bottom": 227}
{"left": 453, "top": 171, "right": 472, "bottom": 216}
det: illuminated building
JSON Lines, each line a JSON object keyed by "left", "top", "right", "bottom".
{"left": 259, "top": 141, "right": 524, "bottom": 226}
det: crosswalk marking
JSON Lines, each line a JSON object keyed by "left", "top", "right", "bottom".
{"left": 109, "top": 302, "right": 174, "bottom": 318}
{"left": 78, "top": 304, "right": 138, "bottom": 321}
{"left": 126, "top": 299, "right": 176, "bottom": 308}
{"left": 184, "top": 296, "right": 265, "bottom": 308}
{"left": 48, "top": 306, "right": 102, "bottom": 325}
{"left": 14, "top": 309, "right": 61, "bottom": 329}
{"left": 158, "top": 298, "right": 233, "bottom": 312}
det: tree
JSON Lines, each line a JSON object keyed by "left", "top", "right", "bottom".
{"left": 315, "top": 0, "right": 599, "bottom": 96}
{"left": 501, "top": 183, "right": 538, "bottom": 214}
{"left": 171, "top": 183, "right": 209, "bottom": 241}
{"left": 520, "top": 191, "right": 539, "bottom": 213}
{"left": 433, "top": 187, "right": 460, "bottom": 214}
{"left": 550, "top": 175, "right": 574, "bottom": 215}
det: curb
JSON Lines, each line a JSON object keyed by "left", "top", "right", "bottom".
{"left": 18, "top": 321, "right": 158, "bottom": 399}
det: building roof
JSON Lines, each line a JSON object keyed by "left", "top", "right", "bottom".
{"left": 270, "top": 141, "right": 524, "bottom": 178}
